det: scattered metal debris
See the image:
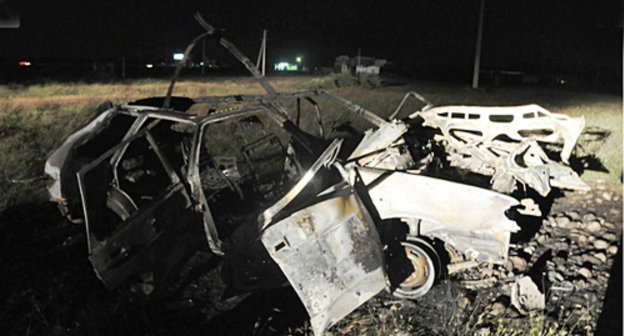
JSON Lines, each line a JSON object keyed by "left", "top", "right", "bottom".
{"left": 43, "top": 14, "right": 590, "bottom": 335}
{"left": 410, "top": 103, "right": 590, "bottom": 196}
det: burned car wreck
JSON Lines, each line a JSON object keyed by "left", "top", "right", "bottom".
{"left": 44, "top": 15, "right": 589, "bottom": 335}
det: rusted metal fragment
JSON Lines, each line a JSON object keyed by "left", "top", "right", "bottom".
{"left": 261, "top": 192, "right": 386, "bottom": 336}
{"left": 357, "top": 167, "right": 519, "bottom": 264}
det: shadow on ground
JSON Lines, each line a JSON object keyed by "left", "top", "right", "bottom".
{"left": 0, "top": 202, "right": 307, "bottom": 336}
{"left": 595, "top": 237, "right": 622, "bottom": 336}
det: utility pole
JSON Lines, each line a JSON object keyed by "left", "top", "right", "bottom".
{"left": 262, "top": 29, "right": 266, "bottom": 77}
{"left": 256, "top": 29, "right": 267, "bottom": 76}
{"left": 201, "top": 37, "right": 206, "bottom": 75}
{"left": 121, "top": 56, "right": 126, "bottom": 78}
{"left": 356, "top": 48, "right": 361, "bottom": 75}
{"left": 472, "top": 0, "right": 485, "bottom": 89}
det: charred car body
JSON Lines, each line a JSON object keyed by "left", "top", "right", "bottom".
{"left": 44, "top": 14, "right": 589, "bottom": 335}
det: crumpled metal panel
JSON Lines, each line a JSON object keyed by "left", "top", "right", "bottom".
{"left": 44, "top": 108, "right": 118, "bottom": 201}
{"left": 414, "top": 104, "right": 585, "bottom": 164}
{"left": 357, "top": 167, "right": 519, "bottom": 263}
{"left": 411, "top": 104, "right": 588, "bottom": 195}
{"left": 348, "top": 120, "right": 408, "bottom": 160}
{"left": 259, "top": 139, "right": 343, "bottom": 229}
{"left": 355, "top": 144, "right": 415, "bottom": 170}
{"left": 492, "top": 140, "right": 589, "bottom": 196}
{"left": 261, "top": 192, "right": 386, "bottom": 336}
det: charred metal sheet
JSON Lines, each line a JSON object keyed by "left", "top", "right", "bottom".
{"left": 259, "top": 139, "right": 342, "bottom": 229}
{"left": 413, "top": 104, "right": 585, "bottom": 163}
{"left": 492, "top": 140, "right": 589, "bottom": 196}
{"left": 261, "top": 192, "right": 386, "bottom": 336}
{"left": 44, "top": 107, "right": 118, "bottom": 202}
{"left": 354, "top": 144, "right": 415, "bottom": 171}
{"left": 348, "top": 120, "right": 408, "bottom": 160}
{"left": 75, "top": 128, "right": 200, "bottom": 291}
{"left": 410, "top": 104, "right": 587, "bottom": 195}
{"left": 357, "top": 167, "right": 520, "bottom": 263}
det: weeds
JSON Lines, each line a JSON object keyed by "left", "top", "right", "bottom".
{"left": 302, "top": 73, "right": 383, "bottom": 90}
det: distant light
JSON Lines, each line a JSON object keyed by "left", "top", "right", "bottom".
{"left": 173, "top": 53, "right": 184, "bottom": 61}
{"left": 274, "top": 62, "right": 298, "bottom": 72}
{"left": 18, "top": 61, "right": 31, "bottom": 67}
{"left": 275, "top": 62, "right": 288, "bottom": 71}
{"left": 296, "top": 56, "right": 302, "bottom": 63}
{"left": 200, "top": 61, "right": 204, "bottom": 66}
{"left": 145, "top": 63, "right": 154, "bottom": 69}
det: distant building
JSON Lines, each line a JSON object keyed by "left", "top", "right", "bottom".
{"left": 334, "top": 55, "right": 350, "bottom": 73}
{"left": 334, "top": 55, "right": 388, "bottom": 75}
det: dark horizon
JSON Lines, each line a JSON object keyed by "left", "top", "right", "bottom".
{"left": 0, "top": 0, "right": 622, "bottom": 83}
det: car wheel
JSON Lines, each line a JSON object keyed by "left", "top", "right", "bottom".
{"left": 392, "top": 237, "right": 441, "bottom": 299}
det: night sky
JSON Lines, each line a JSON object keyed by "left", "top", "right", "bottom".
{"left": 0, "top": 0, "right": 622, "bottom": 73}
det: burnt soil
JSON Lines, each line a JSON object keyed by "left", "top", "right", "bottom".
{"left": 0, "top": 181, "right": 621, "bottom": 336}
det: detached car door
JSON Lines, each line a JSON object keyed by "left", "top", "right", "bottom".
{"left": 76, "top": 123, "right": 204, "bottom": 296}
{"left": 259, "top": 140, "right": 388, "bottom": 335}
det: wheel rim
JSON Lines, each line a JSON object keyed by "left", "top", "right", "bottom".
{"left": 392, "top": 238, "right": 440, "bottom": 299}
{"left": 400, "top": 246, "right": 430, "bottom": 288}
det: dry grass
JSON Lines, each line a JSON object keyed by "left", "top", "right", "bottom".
{"left": 0, "top": 77, "right": 314, "bottom": 101}
{"left": 0, "top": 75, "right": 621, "bottom": 211}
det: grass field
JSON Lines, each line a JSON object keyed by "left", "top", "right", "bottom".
{"left": 0, "top": 75, "right": 621, "bottom": 211}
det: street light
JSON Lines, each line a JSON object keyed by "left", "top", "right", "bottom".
{"left": 296, "top": 56, "right": 302, "bottom": 63}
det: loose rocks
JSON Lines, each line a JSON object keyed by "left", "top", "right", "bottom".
{"left": 593, "top": 239, "right": 609, "bottom": 250}
{"left": 586, "top": 220, "right": 602, "bottom": 232}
